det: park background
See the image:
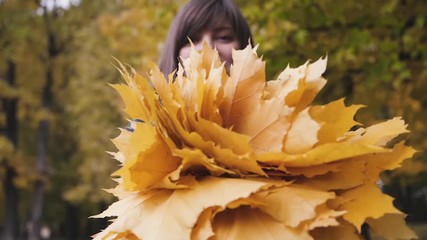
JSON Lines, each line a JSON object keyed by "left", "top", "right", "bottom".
{"left": 1, "top": 0, "right": 426, "bottom": 239}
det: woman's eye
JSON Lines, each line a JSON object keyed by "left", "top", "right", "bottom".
{"left": 216, "top": 35, "right": 234, "bottom": 42}
{"left": 220, "top": 36, "right": 232, "bottom": 41}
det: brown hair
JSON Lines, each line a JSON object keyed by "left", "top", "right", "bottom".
{"left": 159, "top": 0, "right": 253, "bottom": 76}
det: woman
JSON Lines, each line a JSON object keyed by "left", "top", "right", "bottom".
{"left": 159, "top": 0, "right": 253, "bottom": 76}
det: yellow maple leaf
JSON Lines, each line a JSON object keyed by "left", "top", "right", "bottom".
{"left": 190, "top": 207, "right": 219, "bottom": 240}
{"left": 282, "top": 108, "right": 320, "bottom": 154}
{"left": 307, "top": 204, "right": 345, "bottom": 230}
{"left": 366, "top": 214, "right": 417, "bottom": 240}
{"left": 212, "top": 206, "right": 313, "bottom": 240}
{"left": 113, "top": 122, "right": 181, "bottom": 191}
{"left": 296, "top": 158, "right": 366, "bottom": 191}
{"left": 255, "top": 184, "right": 335, "bottom": 227}
{"left": 287, "top": 161, "right": 341, "bottom": 178}
{"left": 310, "top": 98, "right": 363, "bottom": 143}
{"left": 111, "top": 84, "right": 146, "bottom": 120}
{"left": 338, "top": 183, "right": 402, "bottom": 232}
{"left": 93, "top": 177, "right": 283, "bottom": 240}
{"left": 310, "top": 220, "right": 362, "bottom": 240}
{"left": 221, "top": 45, "right": 266, "bottom": 129}
{"left": 95, "top": 41, "right": 415, "bottom": 239}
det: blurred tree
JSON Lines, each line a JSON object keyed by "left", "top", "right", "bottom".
{"left": 1, "top": 0, "right": 123, "bottom": 239}
{"left": 28, "top": 2, "right": 62, "bottom": 239}
{"left": 55, "top": 1, "right": 123, "bottom": 237}
{"left": 0, "top": 1, "right": 39, "bottom": 239}
{"left": 39, "top": 0, "right": 124, "bottom": 238}
{"left": 97, "top": 0, "right": 186, "bottom": 71}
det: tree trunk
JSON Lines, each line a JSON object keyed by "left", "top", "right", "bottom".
{"left": 28, "top": 68, "right": 52, "bottom": 240}
{"left": 28, "top": 58, "right": 52, "bottom": 240}
{"left": 28, "top": 10, "right": 56, "bottom": 238}
{"left": 1, "top": 60, "right": 19, "bottom": 240}
{"left": 2, "top": 166, "right": 19, "bottom": 240}
{"left": 65, "top": 203, "right": 79, "bottom": 240}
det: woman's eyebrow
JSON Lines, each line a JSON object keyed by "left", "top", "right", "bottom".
{"left": 212, "top": 25, "right": 233, "bottom": 32}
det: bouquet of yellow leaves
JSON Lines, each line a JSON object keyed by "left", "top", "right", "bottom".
{"left": 93, "top": 43, "right": 417, "bottom": 240}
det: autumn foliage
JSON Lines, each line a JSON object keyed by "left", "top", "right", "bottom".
{"left": 93, "top": 43, "right": 417, "bottom": 239}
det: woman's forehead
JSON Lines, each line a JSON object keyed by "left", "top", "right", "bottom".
{"left": 205, "top": 17, "right": 234, "bottom": 32}
{"left": 186, "top": 15, "right": 234, "bottom": 36}
{"left": 209, "top": 23, "right": 234, "bottom": 33}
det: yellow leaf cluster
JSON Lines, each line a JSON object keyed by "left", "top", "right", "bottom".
{"left": 93, "top": 43, "right": 417, "bottom": 239}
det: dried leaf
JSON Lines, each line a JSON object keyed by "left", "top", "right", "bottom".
{"left": 339, "top": 184, "right": 402, "bottom": 231}
{"left": 307, "top": 204, "right": 345, "bottom": 230}
{"left": 310, "top": 98, "right": 363, "bottom": 143}
{"left": 366, "top": 214, "right": 417, "bottom": 240}
{"left": 191, "top": 207, "right": 219, "bottom": 240}
{"left": 94, "top": 177, "right": 275, "bottom": 240}
{"left": 97, "top": 42, "right": 414, "bottom": 240}
{"left": 256, "top": 184, "right": 335, "bottom": 227}
{"left": 310, "top": 221, "right": 362, "bottom": 240}
{"left": 283, "top": 108, "right": 320, "bottom": 154}
{"left": 298, "top": 159, "right": 366, "bottom": 191}
{"left": 222, "top": 45, "right": 265, "bottom": 128}
{"left": 212, "top": 206, "right": 313, "bottom": 240}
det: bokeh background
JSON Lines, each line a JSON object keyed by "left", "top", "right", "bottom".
{"left": 1, "top": 0, "right": 426, "bottom": 239}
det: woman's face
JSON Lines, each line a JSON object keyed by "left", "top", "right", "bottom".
{"left": 179, "top": 24, "right": 239, "bottom": 72}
